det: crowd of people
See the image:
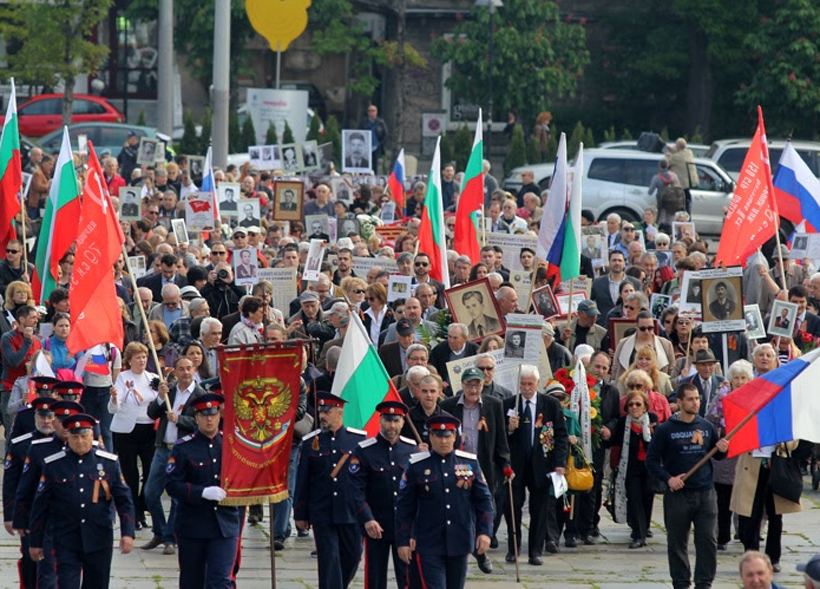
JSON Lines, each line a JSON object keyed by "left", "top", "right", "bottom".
{"left": 1, "top": 135, "right": 819, "bottom": 589}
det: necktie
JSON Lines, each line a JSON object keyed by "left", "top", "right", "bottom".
{"left": 702, "top": 378, "right": 711, "bottom": 407}
{"left": 478, "top": 325, "right": 485, "bottom": 337}
{"left": 523, "top": 400, "right": 533, "bottom": 458}
{"left": 794, "top": 317, "right": 802, "bottom": 338}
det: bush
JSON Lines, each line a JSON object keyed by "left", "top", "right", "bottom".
{"left": 178, "top": 109, "right": 199, "bottom": 155}
{"left": 584, "top": 127, "right": 595, "bottom": 149}
{"left": 266, "top": 120, "right": 278, "bottom": 145}
{"left": 545, "top": 126, "right": 559, "bottom": 162}
{"left": 505, "top": 125, "right": 527, "bottom": 176}
{"left": 199, "top": 108, "right": 212, "bottom": 154}
{"left": 452, "top": 125, "right": 472, "bottom": 172}
{"left": 568, "top": 121, "right": 585, "bottom": 160}
{"left": 527, "top": 134, "right": 541, "bottom": 163}
{"left": 326, "top": 116, "right": 342, "bottom": 168}
{"left": 282, "top": 121, "right": 295, "bottom": 144}
{"left": 240, "top": 116, "right": 256, "bottom": 152}
{"left": 306, "top": 115, "right": 322, "bottom": 143}
{"left": 439, "top": 133, "right": 454, "bottom": 168}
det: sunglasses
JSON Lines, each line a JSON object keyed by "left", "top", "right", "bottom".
{"left": 212, "top": 251, "right": 227, "bottom": 256}
{"left": 415, "top": 261, "right": 429, "bottom": 267}
{"left": 232, "top": 234, "right": 245, "bottom": 239}
{"left": 477, "top": 366, "right": 494, "bottom": 372}
{"left": 627, "top": 383, "right": 645, "bottom": 390}
{"left": 638, "top": 326, "right": 654, "bottom": 332}
{"left": 623, "top": 227, "right": 635, "bottom": 232}
{"left": 146, "top": 211, "right": 159, "bottom": 215}
{"left": 627, "top": 401, "right": 644, "bottom": 407}
{"left": 354, "top": 289, "right": 366, "bottom": 295}
{"left": 6, "top": 249, "right": 19, "bottom": 254}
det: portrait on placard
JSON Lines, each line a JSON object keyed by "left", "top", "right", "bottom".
{"left": 380, "top": 201, "right": 397, "bottom": 223}
{"left": 504, "top": 330, "right": 527, "bottom": 359}
{"left": 185, "top": 191, "right": 215, "bottom": 231}
{"left": 555, "top": 292, "right": 585, "bottom": 317}
{"left": 237, "top": 198, "right": 261, "bottom": 228}
{"left": 744, "top": 304, "right": 766, "bottom": 340}
{"left": 701, "top": 275, "right": 742, "bottom": 323}
{"left": 388, "top": 274, "right": 412, "bottom": 302}
{"left": 445, "top": 278, "right": 505, "bottom": 342}
{"left": 318, "top": 142, "right": 334, "bottom": 175}
{"left": 338, "top": 217, "right": 361, "bottom": 239}
{"left": 332, "top": 177, "right": 353, "bottom": 204}
{"left": 303, "top": 239, "right": 327, "bottom": 281}
{"left": 650, "top": 293, "right": 672, "bottom": 319}
{"left": 531, "top": 284, "right": 559, "bottom": 319}
{"left": 119, "top": 186, "right": 141, "bottom": 220}
{"left": 155, "top": 141, "right": 166, "bottom": 163}
{"left": 301, "top": 140, "right": 319, "bottom": 172}
{"left": 188, "top": 156, "right": 204, "bottom": 179}
{"left": 249, "top": 145, "right": 262, "bottom": 167}
{"left": 217, "top": 182, "right": 241, "bottom": 215}
{"left": 273, "top": 181, "right": 304, "bottom": 221}
{"left": 673, "top": 221, "right": 696, "bottom": 242}
{"left": 280, "top": 143, "right": 301, "bottom": 173}
{"left": 171, "top": 219, "right": 189, "bottom": 245}
{"left": 128, "top": 255, "right": 146, "bottom": 279}
{"left": 305, "top": 215, "right": 331, "bottom": 241}
{"left": 342, "top": 129, "right": 372, "bottom": 173}
{"left": 768, "top": 300, "right": 798, "bottom": 339}
{"left": 136, "top": 137, "right": 159, "bottom": 165}
{"left": 233, "top": 248, "right": 258, "bottom": 285}
{"left": 21, "top": 172, "right": 32, "bottom": 202}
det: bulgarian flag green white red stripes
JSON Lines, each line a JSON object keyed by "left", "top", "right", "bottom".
{"left": 416, "top": 136, "right": 451, "bottom": 287}
{"left": 32, "top": 127, "right": 80, "bottom": 303}
{"left": 559, "top": 146, "right": 583, "bottom": 280}
{"left": 330, "top": 311, "right": 403, "bottom": 435}
{"left": 454, "top": 110, "right": 483, "bottom": 261}
{"left": 0, "top": 78, "right": 22, "bottom": 257}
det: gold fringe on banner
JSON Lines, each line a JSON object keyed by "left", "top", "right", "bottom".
{"left": 220, "top": 491, "right": 289, "bottom": 507}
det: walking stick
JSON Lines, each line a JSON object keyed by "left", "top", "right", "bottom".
{"left": 507, "top": 478, "right": 520, "bottom": 583}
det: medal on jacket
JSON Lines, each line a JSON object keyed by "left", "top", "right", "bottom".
{"left": 455, "top": 463, "right": 474, "bottom": 488}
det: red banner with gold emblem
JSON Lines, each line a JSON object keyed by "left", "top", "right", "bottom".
{"left": 217, "top": 342, "right": 303, "bottom": 505}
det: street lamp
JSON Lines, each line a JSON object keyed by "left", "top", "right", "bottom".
{"left": 475, "top": 0, "right": 503, "bottom": 155}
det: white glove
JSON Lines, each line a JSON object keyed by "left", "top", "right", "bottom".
{"left": 202, "top": 486, "right": 227, "bottom": 502}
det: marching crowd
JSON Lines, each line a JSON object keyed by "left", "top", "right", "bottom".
{"left": 1, "top": 140, "right": 820, "bottom": 589}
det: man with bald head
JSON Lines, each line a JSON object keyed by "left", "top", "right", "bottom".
{"left": 379, "top": 297, "right": 437, "bottom": 346}
{"left": 148, "top": 283, "right": 190, "bottom": 329}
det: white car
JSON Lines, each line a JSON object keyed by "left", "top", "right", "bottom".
{"left": 705, "top": 138, "right": 820, "bottom": 180}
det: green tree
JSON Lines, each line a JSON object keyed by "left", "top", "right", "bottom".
{"left": 228, "top": 110, "right": 241, "bottom": 154}
{"left": 439, "top": 134, "right": 454, "bottom": 169}
{"left": 240, "top": 116, "right": 256, "bottom": 152}
{"left": 545, "top": 127, "right": 559, "bottom": 162}
{"left": 266, "top": 121, "right": 279, "bottom": 145}
{"left": 568, "top": 122, "right": 585, "bottom": 160}
{"left": 452, "top": 125, "right": 472, "bottom": 172}
{"left": 282, "top": 121, "right": 295, "bottom": 144}
{"left": 527, "top": 135, "right": 541, "bottom": 164}
{"left": 137, "top": 111, "right": 146, "bottom": 126}
{"left": 505, "top": 125, "right": 527, "bottom": 176}
{"left": 603, "top": 126, "right": 617, "bottom": 142}
{"left": 584, "top": 127, "right": 595, "bottom": 149}
{"left": 621, "top": 128, "right": 633, "bottom": 140}
{"left": 326, "top": 116, "right": 342, "bottom": 167}
{"left": 199, "top": 108, "right": 212, "bottom": 154}
{"left": 0, "top": 0, "right": 112, "bottom": 124}
{"left": 178, "top": 109, "right": 199, "bottom": 155}
{"left": 306, "top": 115, "right": 323, "bottom": 143}
{"left": 432, "top": 0, "right": 589, "bottom": 125}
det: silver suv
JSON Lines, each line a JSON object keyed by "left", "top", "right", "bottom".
{"left": 705, "top": 138, "right": 820, "bottom": 180}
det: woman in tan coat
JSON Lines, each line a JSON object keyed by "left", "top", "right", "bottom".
{"left": 730, "top": 441, "right": 808, "bottom": 572}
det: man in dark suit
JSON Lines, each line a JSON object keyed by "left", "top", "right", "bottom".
{"left": 502, "top": 365, "right": 568, "bottom": 564}
{"left": 378, "top": 318, "right": 417, "bottom": 378}
{"left": 707, "top": 280, "right": 736, "bottom": 320}
{"left": 441, "top": 367, "right": 511, "bottom": 575}
{"left": 590, "top": 250, "right": 641, "bottom": 327}
{"left": 790, "top": 285, "right": 820, "bottom": 350}
{"left": 138, "top": 253, "right": 187, "bottom": 303}
{"left": 429, "top": 324, "right": 479, "bottom": 388}
{"left": 680, "top": 349, "right": 726, "bottom": 417}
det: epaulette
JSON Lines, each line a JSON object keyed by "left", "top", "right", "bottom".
{"left": 176, "top": 434, "right": 194, "bottom": 444}
{"left": 409, "top": 451, "right": 430, "bottom": 464}
{"left": 95, "top": 450, "right": 119, "bottom": 461}
{"left": 92, "top": 441, "right": 99, "bottom": 446}
{"left": 44, "top": 451, "right": 65, "bottom": 464}
{"left": 346, "top": 427, "right": 367, "bottom": 436}
{"left": 31, "top": 438, "right": 54, "bottom": 445}
{"left": 455, "top": 449, "right": 477, "bottom": 460}
{"left": 399, "top": 436, "right": 416, "bottom": 445}
{"left": 17, "top": 406, "right": 32, "bottom": 413}
{"left": 11, "top": 432, "right": 33, "bottom": 445}
{"left": 302, "top": 429, "right": 321, "bottom": 441}
{"left": 358, "top": 437, "right": 378, "bottom": 448}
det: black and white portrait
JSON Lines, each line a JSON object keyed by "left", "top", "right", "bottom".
{"left": 338, "top": 218, "right": 360, "bottom": 238}
{"left": 768, "top": 300, "right": 799, "bottom": 339}
{"left": 301, "top": 140, "right": 319, "bottom": 171}
{"left": 119, "top": 186, "right": 141, "bottom": 220}
{"left": 504, "top": 330, "right": 527, "bottom": 359}
{"left": 137, "top": 138, "right": 159, "bottom": 165}
{"left": 342, "top": 129, "right": 372, "bottom": 173}
{"left": 531, "top": 284, "right": 559, "bottom": 319}
{"left": 705, "top": 279, "right": 737, "bottom": 321}
{"left": 171, "top": 219, "right": 189, "bottom": 245}
{"left": 744, "top": 304, "right": 766, "bottom": 340}
{"left": 281, "top": 144, "right": 300, "bottom": 173}
{"left": 305, "top": 215, "right": 330, "bottom": 242}
{"left": 318, "top": 142, "right": 334, "bottom": 175}
{"left": 233, "top": 247, "right": 258, "bottom": 285}
{"left": 238, "top": 199, "right": 261, "bottom": 228}
{"left": 444, "top": 280, "right": 505, "bottom": 341}
{"left": 218, "top": 183, "right": 240, "bottom": 214}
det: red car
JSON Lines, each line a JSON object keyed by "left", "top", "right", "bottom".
{"left": 0, "top": 94, "right": 124, "bottom": 137}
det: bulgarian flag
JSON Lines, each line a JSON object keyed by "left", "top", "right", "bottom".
{"left": 454, "top": 110, "right": 483, "bottom": 262}
{"left": 0, "top": 78, "right": 22, "bottom": 256}
{"left": 331, "top": 311, "right": 403, "bottom": 435}
{"left": 417, "top": 136, "right": 451, "bottom": 287}
{"left": 559, "top": 147, "right": 583, "bottom": 280}
{"left": 32, "top": 127, "right": 80, "bottom": 303}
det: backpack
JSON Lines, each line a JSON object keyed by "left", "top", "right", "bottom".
{"left": 657, "top": 174, "right": 686, "bottom": 215}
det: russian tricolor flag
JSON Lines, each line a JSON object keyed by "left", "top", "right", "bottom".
{"left": 387, "top": 148, "right": 405, "bottom": 214}
{"left": 723, "top": 348, "right": 820, "bottom": 457}
{"left": 200, "top": 145, "right": 218, "bottom": 220}
{"left": 773, "top": 143, "right": 820, "bottom": 232}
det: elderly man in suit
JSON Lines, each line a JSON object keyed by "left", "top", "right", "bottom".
{"left": 147, "top": 283, "right": 191, "bottom": 330}
{"left": 681, "top": 349, "right": 726, "bottom": 416}
{"left": 440, "top": 367, "right": 511, "bottom": 575}
{"left": 430, "top": 324, "right": 479, "bottom": 388}
{"left": 378, "top": 318, "right": 418, "bottom": 378}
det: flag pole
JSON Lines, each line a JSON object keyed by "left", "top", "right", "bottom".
{"left": 481, "top": 204, "right": 487, "bottom": 247}
{"left": 20, "top": 198, "right": 29, "bottom": 276}
{"left": 679, "top": 409, "right": 757, "bottom": 482}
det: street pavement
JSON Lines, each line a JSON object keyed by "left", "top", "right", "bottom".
{"left": 0, "top": 478, "right": 818, "bottom": 588}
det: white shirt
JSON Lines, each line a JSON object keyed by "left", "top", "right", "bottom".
{"left": 109, "top": 370, "right": 159, "bottom": 433}
{"left": 164, "top": 381, "right": 195, "bottom": 444}
{"left": 365, "top": 306, "right": 386, "bottom": 343}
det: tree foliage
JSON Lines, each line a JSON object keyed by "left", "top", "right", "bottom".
{"left": 325, "top": 115, "right": 342, "bottom": 168}
{"left": 432, "top": 0, "right": 589, "bottom": 126}
{"left": 282, "top": 121, "right": 295, "bottom": 144}
{"left": 178, "top": 109, "right": 199, "bottom": 154}
{"left": 266, "top": 121, "right": 279, "bottom": 145}
{"left": 505, "top": 125, "right": 527, "bottom": 176}
{"left": 240, "top": 116, "right": 256, "bottom": 152}
{"left": 451, "top": 125, "right": 472, "bottom": 172}
{"left": 306, "top": 114, "right": 322, "bottom": 143}
{"left": 199, "top": 108, "right": 212, "bottom": 154}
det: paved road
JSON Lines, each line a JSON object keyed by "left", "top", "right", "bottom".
{"left": 1, "top": 478, "right": 818, "bottom": 588}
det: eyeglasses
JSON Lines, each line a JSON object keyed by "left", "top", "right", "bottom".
{"left": 164, "top": 302, "right": 180, "bottom": 309}
{"left": 627, "top": 401, "right": 644, "bottom": 407}
{"left": 232, "top": 234, "right": 245, "bottom": 239}
{"left": 146, "top": 211, "right": 159, "bottom": 216}
{"left": 477, "top": 366, "right": 494, "bottom": 372}
{"left": 623, "top": 227, "right": 635, "bottom": 232}
{"left": 354, "top": 289, "right": 366, "bottom": 295}
{"left": 211, "top": 251, "right": 227, "bottom": 256}
{"left": 624, "top": 305, "right": 638, "bottom": 311}
{"left": 638, "top": 326, "right": 654, "bottom": 332}
{"left": 367, "top": 296, "right": 378, "bottom": 302}
{"left": 414, "top": 261, "right": 429, "bottom": 267}
{"left": 6, "top": 249, "right": 19, "bottom": 254}
{"left": 627, "top": 383, "right": 645, "bottom": 390}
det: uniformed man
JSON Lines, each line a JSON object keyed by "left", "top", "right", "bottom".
{"left": 13, "top": 400, "right": 84, "bottom": 589}
{"left": 3, "top": 397, "right": 56, "bottom": 588}
{"left": 294, "top": 392, "right": 367, "bottom": 589}
{"left": 7, "top": 376, "right": 60, "bottom": 440}
{"left": 28, "top": 414, "right": 135, "bottom": 588}
{"left": 352, "top": 401, "right": 418, "bottom": 589}
{"left": 165, "top": 393, "right": 242, "bottom": 588}
{"left": 395, "top": 415, "right": 494, "bottom": 589}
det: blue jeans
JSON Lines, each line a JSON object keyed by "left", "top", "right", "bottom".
{"left": 273, "top": 443, "right": 300, "bottom": 540}
{"left": 82, "top": 385, "right": 114, "bottom": 451}
{"left": 144, "top": 445, "right": 177, "bottom": 544}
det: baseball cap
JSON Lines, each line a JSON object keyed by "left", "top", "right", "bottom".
{"left": 798, "top": 554, "right": 820, "bottom": 581}
{"left": 396, "top": 318, "right": 414, "bottom": 336}
{"left": 461, "top": 367, "right": 483, "bottom": 383}
{"left": 577, "top": 300, "right": 600, "bottom": 317}
{"left": 180, "top": 286, "right": 201, "bottom": 300}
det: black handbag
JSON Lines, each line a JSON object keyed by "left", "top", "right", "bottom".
{"left": 769, "top": 446, "right": 803, "bottom": 503}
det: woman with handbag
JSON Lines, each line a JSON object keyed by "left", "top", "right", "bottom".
{"left": 607, "top": 370, "right": 659, "bottom": 548}
{"left": 730, "top": 439, "right": 811, "bottom": 572}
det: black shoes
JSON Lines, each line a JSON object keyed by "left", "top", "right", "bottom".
{"left": 545, "top": 541, "right": 559, "bottom": 554}
{"left": 274, "top": 538, "right": 285, "bottom": 550}
{"left": 475, "top": 553, "right": 493, "bottom": 574}
{"left": 565, "top": 537, "right": 577, "bottom": 548}
{"left": 646, "top": 530, "right": 654, "bottom": 538}
{"left": 528, "top": 555, "right": 543, "bottom": 566}
{"left": 140, "top": 536, "right": 163, "bottom": 550}
{"left": 490, "top": 535, "right": 499, "bottom": 549}
{"left": 629, "top": 539, "right": 647, "bottom": 549}
{"left": 505, "top": 552, "right": 516, "bottom": 563}
{"left": 582, "top": 535, "right": 596, "bottom": 545}
{"left": 717, "top": 543, "right": 727, "bottom": 551}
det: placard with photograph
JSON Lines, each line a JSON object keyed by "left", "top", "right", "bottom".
{"left": 743, "top": 304, "right": 766, "bottom": 340}
{"left": 648, "top": 249, "right": 672, "bottom": 268}
{"left": 78, "top": 134, "right": 88, "bottom": 155}
{"left": 388, "top": 274, "right": 412, "bottom": 302}
{"left": 119, "top": 186, "right": 142, "bottom": 221}
{"left": 327, "top": 217, "right": 337, "bottom": 243}
{"left": 21, "top": 172, "right": 32, "bottom": 202}
{"left": 233, "top": 247, "right": 259, "bottom": 286}
{"left": 136, "top": 137, "right": 160, "bottom": 165}
{"left": 273, "top": 181, "right": 304, "bottom": 221}
{"left": 185, "top": 191, "right": 215, "bottom": 231}
{"left": 486, "top": 233, "right": 539, "bottom": 270}
{"left": 257, "top": 267, "right": 298, "bottom": 314}
{"left": 155, "top": 141, "right": 166, "bottom": 163}
{"left": 317, "top": 142, "right": 334, "bottom": 175}
{"left": 446, "top": 350, "right": 513, "bottom": 396}
{"left": 791, "top": 234, "right": 810, "bottom": 259}
{"left": 337, "top": 217, "right": 361, "bottom": 239}
{"left": 531, "top": 284, "right": 560, "bottom": 319}
{"left": 768, "top": 300, "right": 799, "bottom": 339}
{"left": 380, "top": 201, "right": 397, "bottom": 223}
{"left": 217, "top": 182, "right": 241, "bottom": 216}
{"left": 331, "top": 177, "right": 354, "bottom": 204}
{"left": 672, "top": 221, "right": 696, "bottom": 242}
{"left": 303, "top": 239, "right": 327, "bottom": 282}
{"left": 237, "top": 198, "right": 261, "bottom": 229}
{"left": 305, "top": 215, "right": 331, "bottom": 241}
{"left": 341, "top": 129, "right": 373, "bottom": 173}
{"left": 128, "top": 255, "right": 147, "bottom": 280}
{"left": 700, "top": 266, "right": 745, "bottom": 333}
{"left": 280, "top": 143, "right": 302, "bottom": 174}
{"left": 678, "top": 270, "right": 702, "bottom": 317}
{"left": 650, "top": 293, "right": 672, "bottom": 318}
{"left": 187, "top": 156, "right": 205, "bottom": 179}
{"left": 445, "top": 278, "right": 505, "bottom": 342}
{"left": 509, "top": 270, "right": 533, "bottom": 313}
{"left": 581, "top": 234, "right": 606, "bottom": 268}
{"left": 581, "top": 225, "right": 605, "bottom": 237}
{"left": 171, "top": 219, "right": 189, "bottom": 245}
{"left": 555, "top": 291, "right": 586, "bottom": 317}
{"left": 504, "top": 313, "right": 544, "bottom": 365}
{"left": 557, "top": 277, "right": 592, "bottom": 298}
{"left": 301, "top": 140, "right": 319, "bottom": 172}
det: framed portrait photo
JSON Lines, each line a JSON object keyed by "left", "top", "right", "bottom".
{"left": 672, "top": 221, "right": 696, "bottom": 243}
{"left": 445, "top": 278, "right": 505, "bottom": 342}
{"left": 531, "top": 284, "right": 560, "bottom": 319}
{"left": 301, "top": 140, "right": 319, "bottom": 172}
{"left": 341, "top": 129, "right": 372, "bottom": 173}
{"left": 187, "top": 156, "right": 205, "bottom": 180}
{"left": 119, "top": 186, "right": 142, "bottom": 221}
{"left": 273, "top": 181, "right": 304, "bottom": 221}
{"left": 171, "top": 219, "right": 189, "bottom": 245}
{"left": 217, "top": 182, "right": 241, "bottom": 217}
{"left": 699, "top": 267, "right": 745, "bottom": 333}
{"left": 768, "top": 300, "right": 799, "bottom": 339}
{"left": 236, "top": 198, "right": 261, "bottom": 229}
{"left": 743, "top": 304, "right": 766, "bottom": 340}
{"left": 555, "top": 291, "right": 586, "bottom": 318}
{"left": 280, "top": 143, "right": 303, "bottom": 174}
{"left": 136, "top": 137, "right": 159, "bottom": 165}
{"left": 232, "top": 247, "right": 259, "bottom": 286}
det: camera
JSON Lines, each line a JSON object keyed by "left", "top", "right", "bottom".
{"left": 217, "top": 268, "right": 230, "bottom": 281}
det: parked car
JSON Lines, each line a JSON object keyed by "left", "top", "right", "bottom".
{"left": 599, "top": 140, "right": 710, "bottom": 157}
{"left": 38, "top": 123, "right": 170, "bottom": 160}
{"left": 705, "top": 138, "right": 820, "bottom": 180}
{"left": 0, "top": 94, "right": 124, "bottom": 137}
{"left": 504, "top": 149, "right": 734, "bottom": 235}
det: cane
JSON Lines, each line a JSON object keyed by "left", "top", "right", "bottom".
{"left": 506, "top": 474, "right": 520, "bottom": 583}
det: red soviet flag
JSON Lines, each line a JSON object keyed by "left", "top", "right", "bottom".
{"left": 714, "top": 106, "right": 779, "bottom": 267}
{"left": 66, "top": 142, "right": 126, "bottom": 354}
